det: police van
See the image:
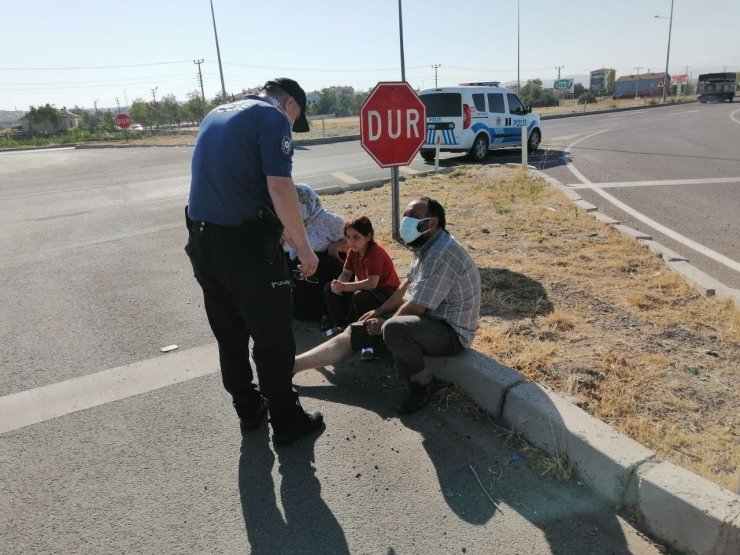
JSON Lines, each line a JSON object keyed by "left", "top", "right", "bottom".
{"left": 419, "top": 82, "right": 541, "bottom": 162}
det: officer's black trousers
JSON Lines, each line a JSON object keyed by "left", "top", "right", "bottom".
{"left": 185, "top": 220, "right": 298, "bottom": 420}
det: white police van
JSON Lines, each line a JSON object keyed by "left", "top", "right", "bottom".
{"left": 419, "top": 82, "right": 541, "bottom": 162}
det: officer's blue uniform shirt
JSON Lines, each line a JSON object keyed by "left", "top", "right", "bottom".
{"left": 188, "top": 95, "right": 294, "bottom": 225}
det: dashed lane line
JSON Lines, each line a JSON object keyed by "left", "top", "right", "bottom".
{"left": 0, "top": 343, "right": 219, "bottom": 434}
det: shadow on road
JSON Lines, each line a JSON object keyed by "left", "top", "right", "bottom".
{"left": 294, "top": 357, "right": 641, "bottom": 554}
{"left": 238, "top": 425, "right": 350, "bottom": 555}
{"left": 423, "top": 147, "right": 570, "bottom": 172}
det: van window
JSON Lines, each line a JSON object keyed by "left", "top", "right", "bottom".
{"left": 507, "top": 93, "right": 525, "bottom": 114}
{"left": 487, "top": 93, "right": 505, "bottom": 113}
{"left": 421, "top": 93, "right": 462, "bottom": 117}
{"left": 472, "top": 93, "right": 486, "bottom": 112}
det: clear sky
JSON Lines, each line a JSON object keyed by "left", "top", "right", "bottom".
{"left": 1, "top": 0, "right": 738, "bottom": 112}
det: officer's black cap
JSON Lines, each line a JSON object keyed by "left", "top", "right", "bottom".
{"left": 262, "top": 77, "right": 309, "bottom": 133}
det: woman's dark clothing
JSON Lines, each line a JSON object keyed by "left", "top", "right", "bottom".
{"left": 323, "top": 286, "right": 392, "bottom": 327}
{"left": 288, "top": 251, "right": 344, "bottom": 321}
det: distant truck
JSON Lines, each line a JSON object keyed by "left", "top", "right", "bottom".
{"left": 697, "top": 72, "right": 736, "bottom": 103}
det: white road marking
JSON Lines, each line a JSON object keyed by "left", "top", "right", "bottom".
{"left": 568, "top": 176, "right": 740, "bottom": 189}
{"left": 332, "top": 171, "right": 360, "bottom": 184}
{"left": 0, "top": 343, "right": 219, "bottom": 434}
{"left": 563, "top": 134, "right": 740, "bottom": 274}
{"left": 731, "top": 108, "right": 740, "bottom": 125}
{"left": 0, "top": 147, "right": 76, "bottom": 155}
{"left": 665, "top": 110, "right": 699, "bottom": 116}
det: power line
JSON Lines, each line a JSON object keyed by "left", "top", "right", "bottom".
{"left": 0, "top": 60, "right": 193, "bottom": 71}
{"left": 0, "top": 73, "right": 195, "bottom": 88}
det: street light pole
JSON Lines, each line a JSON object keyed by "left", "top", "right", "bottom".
{"left": 517, "top": 0, "right": 520, "bottom": 92}
{"left": 210, "top": 0, "right": 227, "bottom": 103}
{"left": 661, "top": 0, "right": 674, "bottom": 102}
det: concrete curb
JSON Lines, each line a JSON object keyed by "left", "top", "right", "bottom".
{"left": 530, "top": 169, "right": 740, "bottom": 308}
{"left": 425, "top": 351, "right": 740, "bottom": 555}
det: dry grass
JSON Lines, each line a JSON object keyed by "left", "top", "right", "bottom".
{"left": 316, "top": 166, "right": 739, "bottom": 491}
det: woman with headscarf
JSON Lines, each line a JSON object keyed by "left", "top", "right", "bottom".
{"left": 285, "top": 184, "right": 347, "bottom": 322}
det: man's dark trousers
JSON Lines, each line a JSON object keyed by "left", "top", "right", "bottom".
{"left": 185, "top": 218, "right": 298, "bottom": 419}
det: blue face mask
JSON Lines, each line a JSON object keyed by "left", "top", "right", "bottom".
{"left": 399, "top": 216, "right": 430, "bottom": 244}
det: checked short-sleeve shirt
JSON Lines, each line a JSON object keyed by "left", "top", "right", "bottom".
{"left": 404, "top": 231, "right": 481, "bottom": 347}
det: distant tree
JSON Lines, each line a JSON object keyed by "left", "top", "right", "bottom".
{"left": 520, "top": 79, "right": 559, "bottom": 107}
{"left": 80, "top": 110, "right": 99, "bottom": 132}
{"left": 182, "top": 90, "right": 207, "bottom": 123}
{"left": 315, "top": 89, "right": 338, "bottom": 115}
{"left": 736, "top": 72, "right": 740, "bottom": 90}
{"left": 159, "top": 94, "right": 181, "bottom": 126}
{"left": 101, "top": 111, "right": 116, "bottom": 132}
{"left": 578, "top": 91, "right": 597, "bottom": 104}
{"left": 27, "top": 104, "right": 61, "bottom": 128}
{"left": 606, "top": 69, "right": 616, "bottom": 95}
{"left": 130, "top": 99, "right": 151, "bottom": 127}
{"left": 573, "top": 82, "right": 587, "bottom": 97}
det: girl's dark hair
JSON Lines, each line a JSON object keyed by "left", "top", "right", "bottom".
{"left": 344, "top": 216, "right": 375, "bottom": 244}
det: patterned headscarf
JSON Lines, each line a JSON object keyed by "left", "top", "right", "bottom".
{"left": 288, "top": 184, "right": 346, "bottom": 258}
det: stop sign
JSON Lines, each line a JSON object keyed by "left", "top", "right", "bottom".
{"left": 360, "top": 81, "right": 426, "bottom": 168}
{"left": 115, "top": 113, "right": 132, "bottom": 129}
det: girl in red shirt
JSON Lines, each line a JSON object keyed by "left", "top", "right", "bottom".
{"left": 324, "top": 216, "right": 400, "bottom": 329}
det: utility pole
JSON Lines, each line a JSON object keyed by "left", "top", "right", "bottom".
{"left": 93, "top": 99, "right": 99, "bottom": 116}
{"left": 210, "top": 0, "right": 227, "bottom": 103}
{"left": 661, "top": 0, "right": 674, "bottom": 102}
{"left": 634, "top": 66, "right": 643, "bottom": 99}
{"left": 150, "top": 86, "right": 158, "bottom": 128}
{"left": 517, "top": 0, "right": 520, "bottom": 92}
{"left": 194, "top": 58, "right": 207, "bottom": 109}
{"left": 555, "top": 66, "right": 564, "bottom": 80}
{"left": 683, "top": 66, "right": 691, "bottom": 95}
{"left": 115, "top": 97, "right": 120, "bottom": 115}
{"left": 431, "top": 64, "right": 441, "bottom": 87}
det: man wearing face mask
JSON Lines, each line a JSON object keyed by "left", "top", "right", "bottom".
{"left": 185, "top": 77, "right": 324, "bottom": 446}
{"left": 293, "top": 196, "right": 481, "bottom": 414}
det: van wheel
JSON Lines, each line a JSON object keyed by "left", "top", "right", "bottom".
{"left": 469, "top": 134, "right": 489, "bottom": 162}
{"left": 527, "top": 129, "right": 541, "bottom": 153}
{"left": 420, "top": 149, "right": 435, "bottom": 162}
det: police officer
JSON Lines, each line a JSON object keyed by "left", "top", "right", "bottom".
{"left": 185, "top": 78, "right": 323, "bottom": 447}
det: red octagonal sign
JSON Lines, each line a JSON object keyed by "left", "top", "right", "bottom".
{"left": 115, "top": 113, "right": 132, "bottom": 129}
{"left": 360, "top": 81, "right": 426, "bottom": 168}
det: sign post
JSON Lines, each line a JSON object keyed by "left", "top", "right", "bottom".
{"left": 115, "top": 113, "right": 131, "bottom": 142}
{"left": 360, "top": 81, "right": 426, "bottom": 240}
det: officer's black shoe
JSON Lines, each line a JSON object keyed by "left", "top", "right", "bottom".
{"left": 239, "top": 397, "right": 269, "bottom": 434}
{"left": 271, "top": 409, "right": 324, "bottom": 447}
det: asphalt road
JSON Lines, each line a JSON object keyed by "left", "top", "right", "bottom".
{"left": 537, "top": 102, "right": 740, "bottom": 290}
{"left": 0, "top": 141, "right": 668, "bottom": 552}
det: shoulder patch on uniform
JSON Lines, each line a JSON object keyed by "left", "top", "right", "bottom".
{"left": 281, "top": 136, "right": 292, "bottom": 154}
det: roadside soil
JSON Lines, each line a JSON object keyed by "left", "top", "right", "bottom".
{"left": 314, "top": 166, "right": 739, "bottom": 492}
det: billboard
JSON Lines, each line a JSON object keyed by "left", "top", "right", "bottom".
{"left": 590, "top": 69, "right": 608, "bottom": 92}
{"left": 553, "top": 79, "right": 574, "bottom": 94}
